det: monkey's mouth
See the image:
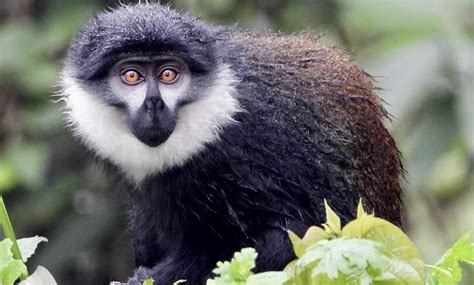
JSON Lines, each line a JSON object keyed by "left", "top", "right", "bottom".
{"left": 129, "top": 107, "right": 177, "bottom": 147}
{"left": 133, "top": 127, "right": 173, "bottom": 147}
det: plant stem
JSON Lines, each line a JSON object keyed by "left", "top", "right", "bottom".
{"left": 0, "top": 196, "right": 23, "bottom": 261}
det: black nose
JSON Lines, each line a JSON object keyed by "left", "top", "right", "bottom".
{"left": 144, "top": 97, "right": 165, "bottom": 114}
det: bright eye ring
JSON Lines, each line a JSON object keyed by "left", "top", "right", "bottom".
{"left": 121, "top": 69, "right": 143, "bottom": 85}
{"left": 159, "top": 68, "right": 178, "bottom": 84}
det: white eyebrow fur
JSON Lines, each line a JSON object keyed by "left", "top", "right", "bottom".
{"left": 60, "top": 64, "right": 242, "bottom": 183}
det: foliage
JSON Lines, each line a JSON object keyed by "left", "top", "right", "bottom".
{"left": 0, "top": 236, "right": 56, "bottom": 285}
{"left": 207, "top": 248, "right": 292, "bottom": 285}
{"left": 0, "top": 197, "right": 56, "bottom": 285}
{"left": 209, "top": 248, "right": 258, "bottom": 284}
{"left": 204, "top": 201, "right": 472, "bottom": 285}
{"left": 288, "top": 200, "right": 424, "bottom": 284}
{"left": 2, "top": 186, "right": 473, "bottom": 285}
{"left": 0, "top": 236, "right": 57, "bottom": 285}
{"left": 426, "top": 233, "right": 474, "bottom": 285}
{"left": 0, "top": 239, "right": 27, "bottom": 285}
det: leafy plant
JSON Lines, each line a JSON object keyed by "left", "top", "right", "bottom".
{"left": 207, "top": 248, "right": 292, "bottom": 285}
{"left": 0, "top": 197, "right": 56, "bottom": 285}
{"left": 0, "top": 238, "right": 27, "bottom": 285}
{"left": 3, "top": 193, "right": 472, "bottom": 285}
{"left": 288, "top": 200, "right": 425, "bottom": 284}
{"left": 426, "top": 233, "right": 474, "bottom": 285}
{"left": 205, "top": 200, "right": 472, "bottom": 285}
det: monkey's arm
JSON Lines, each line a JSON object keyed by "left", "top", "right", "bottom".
{"left": 125, "top": 248, "right": 218, "bottom": 285}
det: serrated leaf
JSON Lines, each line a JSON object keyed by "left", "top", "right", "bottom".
{"left": 294, "top": 238, "right": 424, "bottom": 285}
{"left": 341, "top": 214, "right": 425, "bottom": 281}
{"left": 374, "top": 258, "right": 426, "bottom": 284}
{"left": 18, "top": 266, "right": 57, "bottom": 285}
{"left": 324, "top": 200, "right": 341, "bottom": 235}
{"left": 208, "top": 247, "right": 257, "bottom": 284}
{"left": 17, "top": 236, "right": 48, "bottom": 263}
{"left": 288, "top": 227, "right": 331, "bottom": 258}
{"left": 426, "top": 232, "right": 474, "bottom": 285}
{"left": 246, "top": 272, "right": 292, "bottom": 285}
{"left": 295, "top": 238, "right": 383, "bottom": 284}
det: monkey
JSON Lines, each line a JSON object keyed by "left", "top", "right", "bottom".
{"left": 59, "top": 3, "right": 403, "bottom": 284}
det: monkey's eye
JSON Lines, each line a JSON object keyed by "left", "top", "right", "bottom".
{"left": 159, "top": 68, "right": 178, "bottom": 84}
{"left": 121, "top": 69, "right": 144, "bottom": 85}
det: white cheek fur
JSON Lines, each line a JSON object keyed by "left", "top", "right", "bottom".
{"left": 60, "top": 64, "right": 242, "bottom": 183}
{"left": 117, "top": 83, "right": 147, "bottom": 112}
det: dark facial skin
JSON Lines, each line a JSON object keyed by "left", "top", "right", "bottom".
{"left": 107, "top": 57, "right": 192, "bottom": 147}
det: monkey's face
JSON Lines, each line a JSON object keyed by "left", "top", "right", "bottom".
{"left": 104, "top": 57, "right": 192, "bottom": 147}
{"left": 60, "top": 4, "right": 241, "bottom": 182}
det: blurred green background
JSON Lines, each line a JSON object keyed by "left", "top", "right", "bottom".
{"left": 0, "top": 0, "right": 472, "bottom": 284}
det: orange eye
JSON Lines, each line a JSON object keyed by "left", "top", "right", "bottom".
{"left": 159, "top": 68, "right": 178, "bottom": 84}
{"left": 121, "top": 69, "right": 143, "bottom": 85}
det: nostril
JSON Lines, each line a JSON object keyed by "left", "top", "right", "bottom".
{"left": 144, "top": 99, "right": 154, "bottom": 113}
{"left": 144, "top": 97, "right": 164, "bottom": 113}
{"left": 155, "top": 98, "right": 164, "bottom": 111}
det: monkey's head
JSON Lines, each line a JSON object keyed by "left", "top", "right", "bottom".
{"left": 60, "top": 4, "right": 241, "bottom": 182}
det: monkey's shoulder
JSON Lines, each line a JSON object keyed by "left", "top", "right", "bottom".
{"left": 230, "top": 32, "right": 375, "bottom": 101}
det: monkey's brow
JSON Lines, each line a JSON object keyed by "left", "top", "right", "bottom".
{"left": 116, "top": 55, "right": 183, "bottom": 64}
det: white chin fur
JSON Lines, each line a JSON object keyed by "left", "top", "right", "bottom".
{"left": 60, "top": 64, "right": 241, "bottom": 183}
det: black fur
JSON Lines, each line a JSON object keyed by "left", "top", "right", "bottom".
{"left": 66, "top": 5, "right": 218, "bottom": 80}
{"left": 64, "top": 4, "right": 403, "bottom": 285}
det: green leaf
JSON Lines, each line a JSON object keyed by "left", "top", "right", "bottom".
{"left": 0, "top": 239, "right": 28, "bottom": 285}
{"left": 342, "top": 211, "right": 425, "bottom": 281}
{"left": 143, "top": 278, "right": 154, "bottom": 285}
{"left": 426, "top": 232, "right": 474, "bottom": 285}
{"left": 0, "top": 239, "right": 14, "bottom": 264}
{"left": 288, "top": 227, "right": 331, "bottom": 258}
{"left": 246, "top": 271, "right": 292, "bottom": 285}
{"left": 0, "top": 198, "right": 23, "bottom": 262}
{"left": 0, "top": 259, "right": 28, "bottom": 285}
{"left": 17, "top": 236, "right": 48, "bottom": 263}
{"left": 323, "top": 199, "right": 341, "bottom": 235}
{"left": 294, "top": 238, "right": 424, "bottom": 285}
{"left": 207, "top": 247, "right": 257, "bottom": 284}
{"left": 297, "top": 239, "right": 384, "bottom": 282}
{"left": 356, "top": 199, "right": 366, "bottom": 219}
{"left": 374, "top": 258, "right": 427, "bottom": 284}
{"left": 283, "top": 259, "right": 297, "bottom": 274}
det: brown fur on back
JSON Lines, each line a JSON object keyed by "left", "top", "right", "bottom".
{"left": 233, "top": 32, "right": 403, "bottom": 225}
